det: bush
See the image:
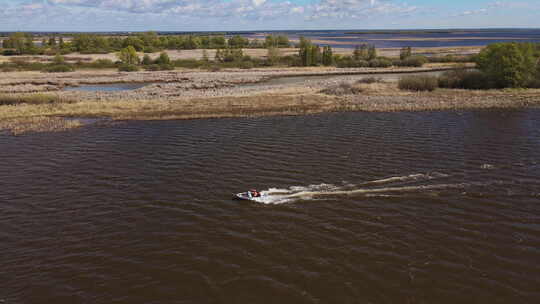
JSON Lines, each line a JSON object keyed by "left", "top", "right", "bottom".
{"left": 143, "top": 64, "right": 174, "bottom": 71}
{"left": 172, "top": 59, "right": 203, "bottom": 69}
{"left": 320, "top": 82, "right": 362, "bottom": 95}
{"left": 335, "top": 57, "right": 370, "bottom": 68}
{"left": 356, "top": 77, "right": 382, "bottom": 84}
{"left": 89, "top": 59, "right": 116, "bottom": 69}
{"left": 395, "top": 56, "right": 428, "bottom": 67}
{"left": 399, "top": 75, "right": 438, "bottom": 91}
{"left": 239, "top": 61, "right": 254, "bottom": 69}
{"left": 2, "top": 49, "right": 18, "bottom": 56}
{"left": 428, "top": 55, "right": 475, "bottom": 63}
{"left": 44, "top": 64, "right": 74, "bottom": 73}
{"left": 438, "top": 69, "right": 496, "bottom": 90}
{"left": 118, "top": 64, "right": 139, "bottom": 72}
{"left": 369, "top": 58, "right": 392, "bottom": 68}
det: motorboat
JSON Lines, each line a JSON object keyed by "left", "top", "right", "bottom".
{"left": 234, "top": 189, "right": 263, "bottom": 201}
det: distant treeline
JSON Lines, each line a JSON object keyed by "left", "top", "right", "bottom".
{"left": 0, "top": 32, "right": 291, "bottom": 55}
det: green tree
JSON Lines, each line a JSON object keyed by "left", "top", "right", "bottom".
{"left": 299, "top": 40, "right": 321, "bottom": 66}
{"left": 4, "top": 32, "right": 28, "bottom": 54}
{"left": 476, "top": 42, "right": 537, "bottom": 88}
{"left": 367, "top": 45, "right": 377, "bottom": 60}
{"left": 267, "top": 47, "right": 281, "bottom": 65}
{"left": 52, "top": 53, "right": 65, "bottom": 65}
{"left": 228, "top": 35, "right": 249, "bottom": 48}
{"left": 265, "top": 35, "right": 277, "bottom": 48}
{"left": 400, "top": 46, "right": 412, "bottom": 60}
{"left": 210, "top": 36, "right": 226, "bottom": 49}
{"left": 155, "top": 52, "right": 171, "bottom": 65}
{"left": 277, "top": 36, "right": 290, "bottom": 48}
{"left": 353, "top": 44, "right": 367, "bottom": 61}
{"left": 142, "top": 54, "right": 153, "bottom": 65}
{"left": 49, "top": 36, "right": 57, "bottom": 47}
{"left": 117, "top": 46, "right": 140, "bottom": 65}
{"left": 298, "top": 36, "right": 311, "bottom": 49}
{"left": 322, "top": 46, "right": 334, "bottom": 66}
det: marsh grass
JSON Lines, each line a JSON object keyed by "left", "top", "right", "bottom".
{"left": 356, "top": 77, "right": 383, "bottom": 84}
{"left": 0, "top": 93, "right": 70, "bottom": 105}
{"left": 398, "top": 75, "right": 439, "bottom": 91}
{"left": 320, "top": 82, "right": 363, "bottom": 96}
{"left": 0, "top": 117, "right": 82, "bottom": 135}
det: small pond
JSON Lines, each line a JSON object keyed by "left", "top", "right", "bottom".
{"left": 63, "top": 83, "right": 150, "bottom": 92}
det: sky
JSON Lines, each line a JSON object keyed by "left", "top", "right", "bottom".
{"left": 0, "top": 0, "right": 539, "bottom": 31}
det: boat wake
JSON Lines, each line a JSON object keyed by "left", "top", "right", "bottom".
{"left": 256, "top": 172, "right": 508, "bottom": 205}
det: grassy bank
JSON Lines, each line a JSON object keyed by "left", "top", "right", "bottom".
{"left": 2, "top": 82, "right": 539, "bottom": 135}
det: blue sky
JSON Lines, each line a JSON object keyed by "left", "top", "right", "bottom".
{"left": 1, "top": 0, "right": 539, "bottom": 31}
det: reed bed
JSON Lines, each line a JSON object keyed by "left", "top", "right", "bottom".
{"left": 0, "top": 93, "right": 69, "bottom": 105}
{"left": 0, "top": 116, "right": 82, "bottom": 135}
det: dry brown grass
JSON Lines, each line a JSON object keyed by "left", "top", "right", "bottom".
{"left": 0, "top": 116, "right": 82, "bottom": 135}
{"left": 1, "top": 66, "right": 539, "bottom": 135}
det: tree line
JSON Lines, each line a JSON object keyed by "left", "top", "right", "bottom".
{"left": 0, "top": 32, "right": 291, "bottom": 55}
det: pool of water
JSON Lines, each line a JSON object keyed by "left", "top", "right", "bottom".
{"left": 63, "top": 82, "right": 150, "bottom": 92}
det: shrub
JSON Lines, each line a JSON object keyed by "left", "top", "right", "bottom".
{"left": 239, "top": 61, "right": 254, "bottom": 69}
{"left": 438, "top": 69, "right": 496, "bottom": 90}
{"left": 118, "top": 64, "right": 139, "bottom": 72}
{"left": 172, "top": 59, "right": 203, "bottom": 69}
{"left": 2, "top": 49, "right": 18, "bottom": 56}
{"left": 335, "top": 57, "right": 369, "bottom": 68}
{"left": 89, "top": 59, "right": 116, "bottom": 69}
{"left": 154, "top": 52, "right": 171, "bottom": 65}
{"left": 142, "top": 54, "right": 153, "bottom": 65}
{"left": 320, "top": 82, "right": 362, "bottom": 95}
{"left": 395, "top": 56, "right": 428, "bottom": 67}
{"left": 44, "top": 64, "right": 74, "bottom": 73}
{"left": 399, "top": 75, "right": 438, "bottom": 91}
{"left": 428, "top": 55, "right": 475, "bottom": 63}
{"left": 356, "top": 77, "right": 382, "bottom": 84}
{"left": 369, "top": 58, "right": 392, "bottom": 68}
{"left": 143, "top": 64, "right": 174, "bottom": 71}
{"left": 117, "top": 46, "right": 140, "bottom": 65}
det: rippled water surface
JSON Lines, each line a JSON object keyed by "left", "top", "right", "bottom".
{"left": 2, "top": 110, "right": 540, "bottom": 303}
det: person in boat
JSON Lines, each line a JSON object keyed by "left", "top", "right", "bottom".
{"left": 249, "top": 189, "right": 261, "bottom": 197}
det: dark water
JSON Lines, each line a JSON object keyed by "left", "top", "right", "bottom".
{"left": 63, "top": 83, "right": 150, "bottom": 92}
{"left": 249, "top": 29, "right": 540, "bottom": 48}
{"left": 2, "top": 110, "right": 540, "bottom": 303}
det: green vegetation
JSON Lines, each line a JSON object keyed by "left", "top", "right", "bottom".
{"left": 397, "top": 42, "right": 540, "bottom": 91}
{"left": 398, "top": 75, "right": 439, "bottom": 91}
{"left": 0, "top": 93, "right": 65, "bottom": 105}
{"left": 117, "top": 46, "right": 140, "bottom": 65}
{"left": 476, "top": 42, "right": 538, "bottom": 88}
{"left": 400, "top": 47, "right": 413, "bottom": 60}
{"left": 116, "top": 46, "right": 140, "bottom": 72}
{"left": 1, "top": 32, "right": 291, "bottom": 56}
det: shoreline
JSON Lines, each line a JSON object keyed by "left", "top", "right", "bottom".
{"left": 1, "top": 66, "right": 539, "bottom": 135}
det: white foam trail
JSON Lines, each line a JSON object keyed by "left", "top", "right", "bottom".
{"left": 253, "top": 173, "right": 502, "bottom": 205}
{"left": 358, "top": 172, "right": 449, "bottom": 186}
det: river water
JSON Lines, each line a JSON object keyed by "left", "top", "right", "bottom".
{"left": 2, "top": 110, "right": 540, "bottom": 303}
